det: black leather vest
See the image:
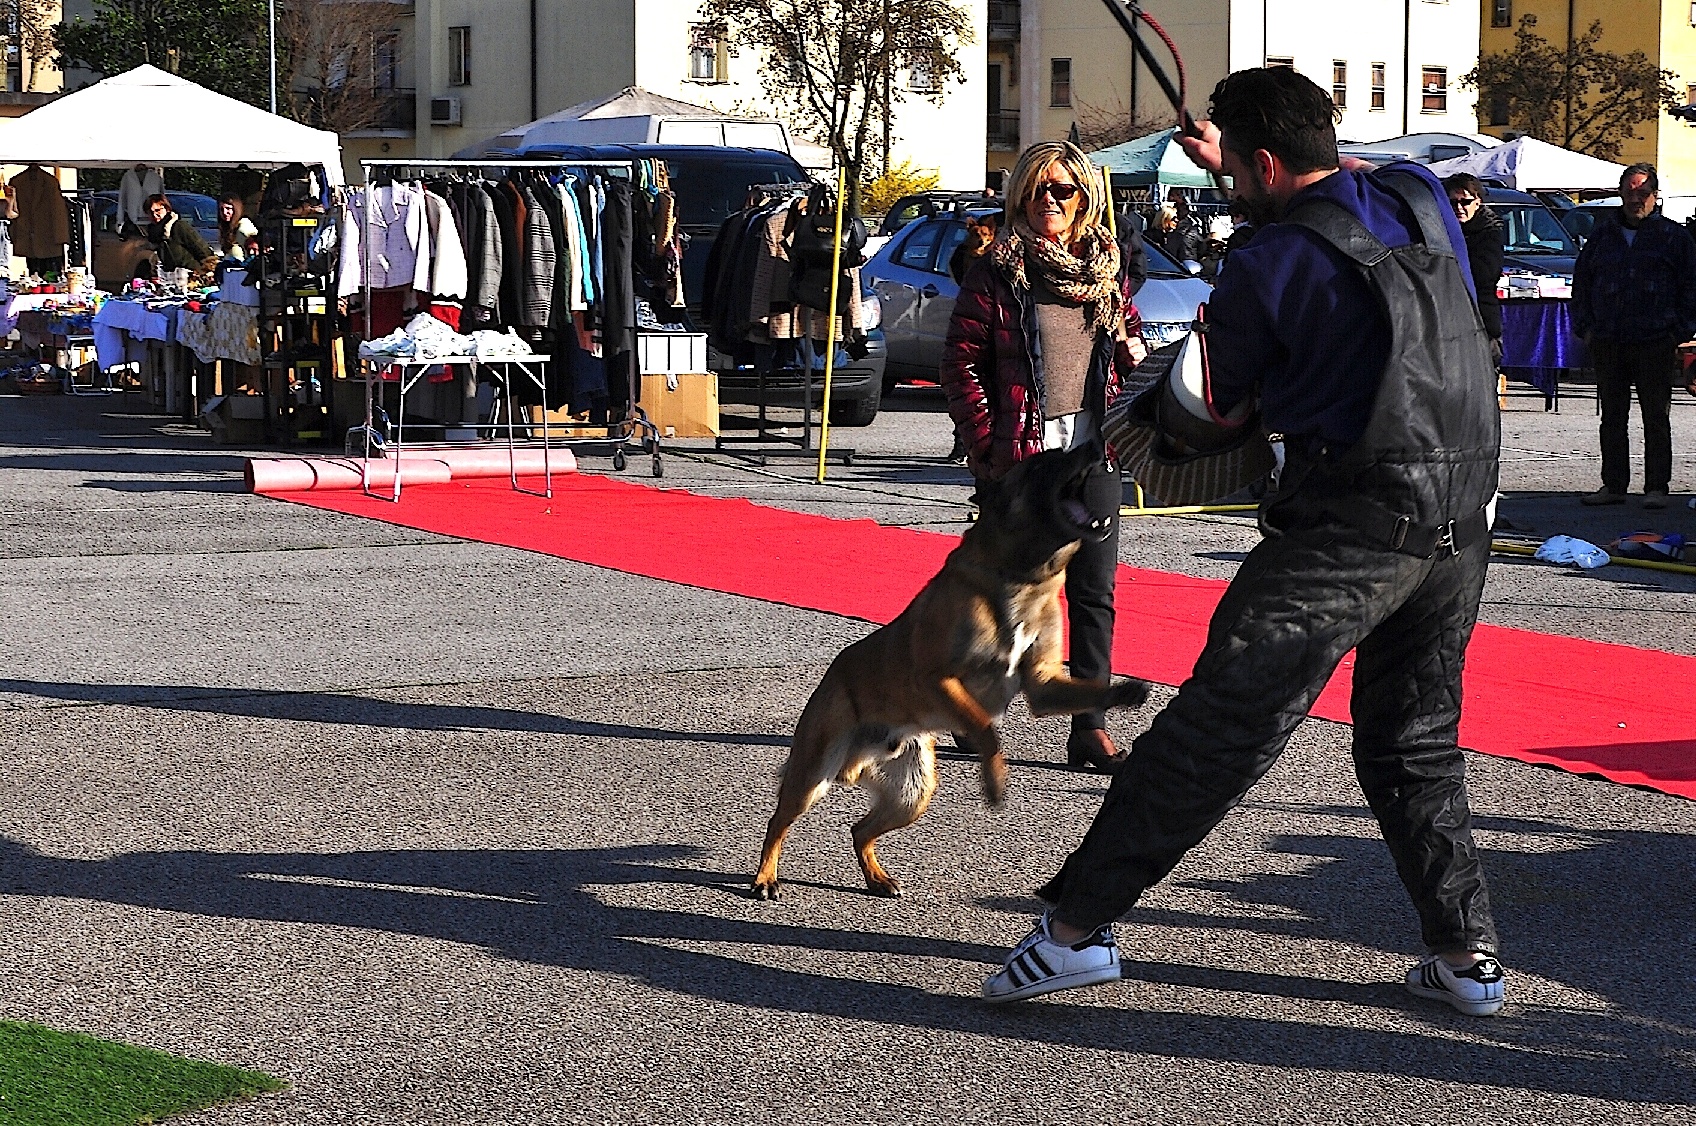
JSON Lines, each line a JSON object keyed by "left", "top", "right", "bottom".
{"left": 1268, "top": 172, "right": 1501, "bottom": 548}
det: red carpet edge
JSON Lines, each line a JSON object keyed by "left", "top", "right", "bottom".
{"left": 272, "top": 474, "right": 1696, "bottom": 801}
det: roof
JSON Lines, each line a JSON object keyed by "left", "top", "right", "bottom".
{"left": 0, "top": 65, "right": 343, "bottom": 182}
{"left": 1427, "top": 137, "right": 1626, "bottom": 193}
{"left": 1089, "top": 132, "right": 1215, "bottom": 189}
{"left": 461, "top": 86, "right": 747, "bottom": 158}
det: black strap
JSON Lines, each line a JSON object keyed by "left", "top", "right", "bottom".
{"left": 1325, "top": 498, "right": 1491, "bottom": 559}
{"left": 1378, "top": 172, "right": 1458, "bottom": 259}
{"left": 1283, "top": 197, "right": 1392, "bottom": 267}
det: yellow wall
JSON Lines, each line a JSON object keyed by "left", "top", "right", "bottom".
{"left": 1478, "top": 0, "right": 1696, "bottom": 192}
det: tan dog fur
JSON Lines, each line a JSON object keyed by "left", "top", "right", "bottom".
{"left": 753, "top": 447, "right": 1149, "bottom": 900}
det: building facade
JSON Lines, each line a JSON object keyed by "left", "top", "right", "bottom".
{"left": 341, "top": 0, "right": 988, "bottom": 191}
{"left": 989, "top": 0, "right": 1481, "bottom": 176}
{"left": 1478, "top": 0, "right": 1696, "bottom": 193}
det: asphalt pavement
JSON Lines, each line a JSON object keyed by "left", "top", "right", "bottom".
{"left": 1, "top": 382, "right": 1693, "bottom": 1124}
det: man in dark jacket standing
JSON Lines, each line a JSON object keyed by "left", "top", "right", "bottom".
{"left": 1444, "top": 174, "right": 1503, "bottom": 363}
{"left": 980, "top": 67, "right": 1507, "bottom": 1018}
{"left": 1571, "top": 163, "right": 1696, "bottom": 509}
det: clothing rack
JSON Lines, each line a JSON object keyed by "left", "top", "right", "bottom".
{"left": 354, "top": 158, "right": 662, "bottom": 496}
{"left": 711, "top": 180, "right": 854, "bottom": 467}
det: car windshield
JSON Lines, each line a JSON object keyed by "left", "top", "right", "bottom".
{"left": 168, "top": 194, "right": 220, "bottom": 227}
{"left": 664, "top": 159, "right": 806, "bottom": 226}
{"left": 1495, "top": 204, "right": 1578, "bottom": 255}
{"left": 1143, "top": 239, "right": 1189, "bottom": 276}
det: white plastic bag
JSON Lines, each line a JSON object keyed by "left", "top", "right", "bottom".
{"left": 1534, "top": 535, "right": 1609, "bottom": 569}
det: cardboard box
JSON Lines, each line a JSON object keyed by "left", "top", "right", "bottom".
{"left": 638, "top": 371, "right": 719, "bottom": 437}
{"left": 526, "top": 372, "right": 719, "bottom": 439}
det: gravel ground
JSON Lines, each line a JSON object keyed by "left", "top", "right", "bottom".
{"left": 0, "top": 386, "right": 1692, "bottom": 1124}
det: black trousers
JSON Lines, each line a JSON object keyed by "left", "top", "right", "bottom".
{"left": 1041, "top": 509, "right": 1499, "bottom": 956}
{"left": 976, "top": 458, "right": 1121, "bottom": 731}
{"left": 1591, "top": 337, "right": 1675, "bottom": 494}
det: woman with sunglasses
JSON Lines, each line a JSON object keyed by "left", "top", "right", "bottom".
{"left": 940, "top": 140, "right": 1148, "bottom": 773}
{"left": 1443, "top": 173, "right": 1503, "bottom": 363}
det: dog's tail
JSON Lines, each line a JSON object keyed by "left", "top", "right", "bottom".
{"left": 939, "top": 676, "right": 1006, "bottom": 806}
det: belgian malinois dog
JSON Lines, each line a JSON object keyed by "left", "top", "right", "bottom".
{"left": 752, "top": 445, "right": 1151, "bottom": 900}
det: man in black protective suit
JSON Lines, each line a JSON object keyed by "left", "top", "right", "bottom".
{"left": 980, "top": 67, "right": 1507, "bottom": 1017}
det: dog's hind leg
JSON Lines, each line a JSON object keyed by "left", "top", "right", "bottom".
{"left": 851, "top": 736, "right": 938, "bottom": 898}
{"left": 938, "top": 676, "right": 1008, "bottom": 806}
{"left": 753, "top": 705, "right": 849, "bottom": 901}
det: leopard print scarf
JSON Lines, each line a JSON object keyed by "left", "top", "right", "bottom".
{"left": 991, "top": 216, "right": 1125, "bottom": 337}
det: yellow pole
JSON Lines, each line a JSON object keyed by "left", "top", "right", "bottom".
{"left": 1491, "top": 539, "right": 1696, "bottom": 577}
{"left": 1121, "top": 503, "right": 1259, "bottom": 517}
{"left": 816, "top": 166, "right": 848, "bottom": 483}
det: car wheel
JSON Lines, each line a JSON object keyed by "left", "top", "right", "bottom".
{"left": 882, "top": 373, "right": 901, "bottom": 396}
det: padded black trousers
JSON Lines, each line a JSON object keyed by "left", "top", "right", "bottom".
{"left": 1042, "top": 513, "right": 1500, "bottom": 956}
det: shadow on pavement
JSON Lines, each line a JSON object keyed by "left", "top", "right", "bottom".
{"left": 0, "top": 679, "right": 790, "bottom": 747}
{"left": 2, "top": 822, "right": 1691, "bottom": 1104}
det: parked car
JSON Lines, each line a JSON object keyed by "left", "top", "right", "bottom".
{"left": 1485, "top": 186, "right": 1579, "bottom": 278}
{"left": 876, "top": 190, "right": 1001, "bottom": 237}
{"left": 864, "top": 207, "right": 1211, "bottom": 390}
{"left": 86, "top": 191, "right": 221, "bottom": 289}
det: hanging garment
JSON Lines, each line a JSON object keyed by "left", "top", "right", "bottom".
{"left": 519, "top": 181, "right": 557, "bottom": 327}
{"left": 746, "top": 206, "right": 795, "bottom": 343}
{"left": 489, "top": 182, "right": 522, "bottom": 327}
{"left": 118, "top": 165, "right": 163, "bottom": 232}
{"left": 464, "top": 183, "right": 502, "bottom": 322}
{"left": 560, "top": 177, "right": 594, "bottom": 308}
{"left": 600, "top": 179, "right": 637, "bottom": 363}
{"left": 12, "top": 165, "right": 69, "bottom": 260}
{"left": 422, "top": 190, "right": 469, "bottom": 300}
{"left": 338, "top": 183, "right": 428, "bottom": 297}
{"left": 530, "top": 180, "right": 572, "bottom": 331}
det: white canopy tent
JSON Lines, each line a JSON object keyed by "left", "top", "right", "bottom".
{"left": 0, "top": 65, "right": 344, "bottom": 183}
{"left": 1426, "top": 136, "right": 1624, "bottom": 193}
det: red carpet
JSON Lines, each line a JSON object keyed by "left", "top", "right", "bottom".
{"left": 274, "top": 474, "right": 1696, "bottom": 802}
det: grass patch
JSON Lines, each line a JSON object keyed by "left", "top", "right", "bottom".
{"left": 0, "top": 1020, "right": 284, "bottom": 1125}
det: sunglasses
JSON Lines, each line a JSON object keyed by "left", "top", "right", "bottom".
{"left": 1450, "top": 195, "right": 1480, "bottom": 209}
{"left": 1034, "top": 182, "right": 1081, "bottom": 203}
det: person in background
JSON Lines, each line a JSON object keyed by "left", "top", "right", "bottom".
{"left": 1161, "top": 187, "right": 1207, "bottom": 265}
{"left": 217, "top": 194, "right": 258, "bottom": 261}
{"left": 1571, "top": 162, "right": 1696, "bottom": 509}
{"left": 1443, "top": 173, "right": 1503, "bottom": 365}
{"left": 940, "top": 139, "right": 1147, "bottom": 772}
{"left": 145, "top": 193, "right": 215, "bottom": 276}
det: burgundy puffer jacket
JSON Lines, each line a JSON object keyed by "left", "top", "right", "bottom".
{"left": 941, "top": 253, "right": 1143, "bottom": 481}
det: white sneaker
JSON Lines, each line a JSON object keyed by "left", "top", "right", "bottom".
{"left": 981, "top": 912, "right": 1121, "bottom": 1003}
{"left": 1405, "top": 954, "right": 1507, "bottom": 1017}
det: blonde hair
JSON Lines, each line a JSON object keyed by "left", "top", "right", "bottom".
{"left": 1006, "top": 140, "right": 1105, "bottom": 241}
{"left": 1156, "top": 203, "right": 1179, "bottom": 231}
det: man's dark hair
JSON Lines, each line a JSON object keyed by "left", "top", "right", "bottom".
{"left": 1620, "top": 162, "right": 1659, "bottom": 193}
{"left": 144, "top": 193, "right": 171, "bottom": 213}
{"left": 1442, "top": 173, "right": 1485, "bottom": 198}
{"left": 1207, "top": 67, "right": 1341, "bottom": 175}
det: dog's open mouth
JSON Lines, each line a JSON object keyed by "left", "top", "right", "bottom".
{"left": 1060, "top": 471, "right": 1110, "bottom": 537}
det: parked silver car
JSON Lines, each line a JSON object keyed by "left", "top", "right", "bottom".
{"left": 865, "top": 208, "right": 1212, "bottom": 390}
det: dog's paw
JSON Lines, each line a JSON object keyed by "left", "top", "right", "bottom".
{"left": 1109, "top": 678, "right": 1153, "bottom": 710}
{"left": 865, "top": 875, "right": 903, "bottom": 898}
{"left": 752, "top": 878, "right": 782, "bottom": 901}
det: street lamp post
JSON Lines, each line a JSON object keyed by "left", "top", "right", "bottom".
{"left": 269, "top": 0, "right": 277, "bottom": 113}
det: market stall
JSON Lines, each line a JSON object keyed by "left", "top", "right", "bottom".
{"left": 0, "top": 64, "right": 342, "bottom": 428}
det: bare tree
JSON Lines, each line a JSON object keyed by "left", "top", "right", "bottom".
{"left": 1071, "top": 94, "right": 1177, "bottom": 153}
{"left": 700, "top": 0, "right": 974, "bottom": 209}
{"left": 276, "top": 0, "right": 410, "bottom": 134}
{"left": 1465, "top": 14, "right": 1681, "bottom": 162}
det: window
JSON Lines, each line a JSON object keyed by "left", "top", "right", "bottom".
{"left": 1421, "top": 65, "right": 1447, "bottom": 113}
{"left": 1332, "top": 60, "right": 1347, "bottom": 108}
{"left": 1370, "top": 62, "right": 1386, "bottom": 110}
{"left": 373, "top": 34, "right": 399, "bottom": 92}
{"left": 1265, "top": 56, "right": 1294, "bottom": 69}
{"left": 1493, "top": 0, "right": 1512, "bottom": 27}
{"left": 1489, "top": 94, "right": 1510, "bottom": 126}
{"left": 1050, "top": 58, "right": 1071, "bottom": 107}
{"left": 896, "top": 221, "right": 944, "bottom": 270}
{"left": 934, "top": 223, "right": 974, "bottom": 276}
{"left": 909, "top": 51, "right": 941, "bottom": 94}
{"left": 689, "top": 23, "right": 728, "bottom": 81}
{"left": 448, "top": 25, "right": 470, "bottom": 86}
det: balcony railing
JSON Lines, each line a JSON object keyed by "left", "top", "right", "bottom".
{"left": 987, "top": 110, "right": 1019, "bottom": 151}
{"left": 988, "top": 0, "right": 1019, "bottom": 38}
{"left": 363, "top": 89, "right": 417, "bottom": 132}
